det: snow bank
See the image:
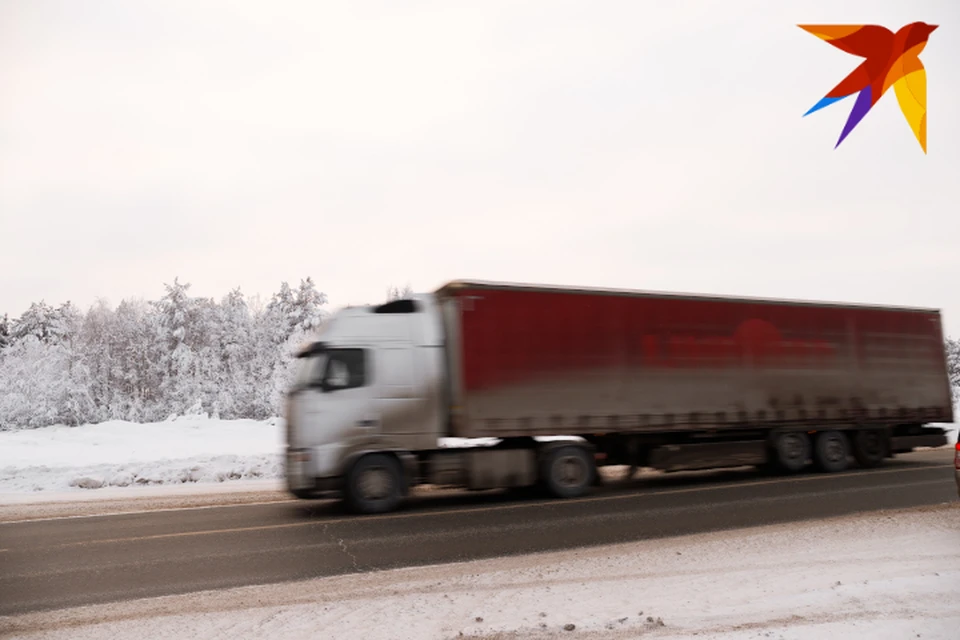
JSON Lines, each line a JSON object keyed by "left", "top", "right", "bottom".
{"left": 0, "top": 416, "right": 284, "bottom": 494}
{"left": 1, "top": 453, "right": 284, "bottom": 494}
{"left": 4, "top": 504, "right": 958, "bottom": 639}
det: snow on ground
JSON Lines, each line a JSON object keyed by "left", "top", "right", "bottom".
{"left": 3, "top": 503, "right": 958, "bottom": 640}
{"left": 0, "top": 416, "right": 284, "bottom": 495}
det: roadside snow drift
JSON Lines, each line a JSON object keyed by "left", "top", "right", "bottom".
{"left": 0, "top": 416, "right": 283, "bottom": 493}
{"left": 3, "top": 504, "right": 958, "bottom": 640}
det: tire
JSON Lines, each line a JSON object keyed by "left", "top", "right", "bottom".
{"left": 813, "top": 430, "right": 851, "bottom": 473}
{"left": 343, "top": 453, "right": 405, "bottom": 514}
{"left": 772, "top": 431, "right": 811, "bottom": 473}
{"left": 852, "top": 429, "right": 887, "bottom": 468}
{"left": 541, "top": 445, "right": 596, "bottom": 499}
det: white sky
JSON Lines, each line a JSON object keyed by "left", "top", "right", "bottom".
{"left": 2, "top": 1, "right": 959, "bottom": 334}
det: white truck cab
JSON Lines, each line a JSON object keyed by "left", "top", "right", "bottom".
{"left": 284, "top": 295, "right": 452, "bottom": 509}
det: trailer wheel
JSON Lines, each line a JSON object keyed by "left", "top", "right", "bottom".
{"left": 852, "top": 429, "right": 887, "bottom": 468}
{"left": 773, "top": 431, "right": 810, "bottom": 473}
{"left": 542, "top": 445, "right": 595, "bottom": 499}
{"left": 813, "top": 431, "right": 850, "bottom": 473}
{"left": 343, "top": 453, "right": 404, "bottom": 514}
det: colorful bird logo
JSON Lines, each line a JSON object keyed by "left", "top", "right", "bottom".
{"left": 799, "top": 22, "right": 938, "bottom": 153}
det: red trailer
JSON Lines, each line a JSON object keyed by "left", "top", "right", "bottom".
{"left": 437, "top": 280, "right": 952, "bottom": 472}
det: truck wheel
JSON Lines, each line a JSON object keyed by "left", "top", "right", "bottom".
{"left": 852, "top": 429, "right": 887, "bottom": 468}
{"left": 773, "top": 432, "right": 810, "bottom": 473}
{"left": 813, "top": 431, "right": 850, "bottom": 473}
{"left": 542, "top": 445, "right": 595, "bottom": 499}
{"left": 343, "top": 454, "right": 404, "bottom": 514}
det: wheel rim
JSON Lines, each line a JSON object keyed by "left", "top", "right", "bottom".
{"left": 357, "top": 466, "right": 393, "bottom": 500}
{"left": 823, "top": 435, "right": 846, "bottom": 463}
{"left": 781, "top": 434, "right": 807, "bottom": 461}
{"left": 553, "top": 455, "right": 587, "bottom": 488}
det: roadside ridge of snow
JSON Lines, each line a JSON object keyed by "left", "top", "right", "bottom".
{"left": 0, "top": 453, "right": 283, "bottom": 493}
{"left": 0, "top": 416, "right": 284, "bottom": 494}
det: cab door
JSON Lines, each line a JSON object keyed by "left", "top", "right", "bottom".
{"left": 374, "top": 343, "right": 423, "bottom": 444}
{"left": 315, "top": 347, "right": 379, "bottom": 443}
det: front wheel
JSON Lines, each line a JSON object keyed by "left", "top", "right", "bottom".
{"left": 541, "top": 445, "right": 596, "bottom": 499}
{"left": 343, "top": 453, "right": 405, "bottom": 514}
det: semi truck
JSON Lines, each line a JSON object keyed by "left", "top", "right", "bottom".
{"left": 283, "top": 279, "right": 953, "bottom": 514}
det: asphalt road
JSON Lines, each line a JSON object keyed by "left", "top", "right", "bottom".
{"left": 1, "top": 449, "right": 956, "bottom": 617}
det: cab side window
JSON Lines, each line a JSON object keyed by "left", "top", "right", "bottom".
{"left": 323, "top": 349, "right": 366, "bottom": 391}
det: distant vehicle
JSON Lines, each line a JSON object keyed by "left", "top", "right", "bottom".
{"left": 283, "top": 279, "right": 953, "bottom": 514}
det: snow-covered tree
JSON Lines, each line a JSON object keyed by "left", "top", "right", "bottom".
{"left": 204, "top": 287, "right": 258, "bottom": 419}
{"left": 265, "top": 281, "right": 296, "bottom": 344}
{"left": 0, "top": 333, "right": 95, "bottom": 429}
{"left": 262, "top": 278, "right": 329, "bottom": 413}
{"left": 49, "top": 302, "right": 83, "bottom": 345}
{"left": 0, "top": 314, "right": 10, "bottom": 349}
{"left": 0, "top": 276, "right": 328, "bottom": 428}
{"left": 11, "top": 301, "right": 56, "bottom": 343}
{"left": 946, "top": 337, "right": 960, "bottom": 404}
{"left": 151, "top": 278, "right": 198, "bottom": 414}
{"left": 293, "top": 277, "right": 328, "bottom": 334}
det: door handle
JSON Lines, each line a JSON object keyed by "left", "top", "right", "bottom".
{"left": 357, "top": 419, "right": 378, "bottom": 427}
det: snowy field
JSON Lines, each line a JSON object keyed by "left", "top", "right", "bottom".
{"left": 3, "top": 503, "right": 958, "bottom": 640}
{"left": 0, "top": 416, "right": 285, "bottom": 495}
{"left": 0, "top": 417, "right": 956, "bottom": 499}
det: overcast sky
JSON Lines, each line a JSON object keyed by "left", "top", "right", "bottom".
{"left": 2, "top": 1, "right": 958, "bottom": 334}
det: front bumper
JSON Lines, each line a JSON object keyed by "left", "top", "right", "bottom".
{"left": 287, "top": 475, "right": 343, "bottom": 500}
{"left": 285, "top": 446, "right": 344, "bottom": 499}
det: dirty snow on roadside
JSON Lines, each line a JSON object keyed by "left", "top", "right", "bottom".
{"left": 4, "top": 505, "right": 958, "bottom": 640}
